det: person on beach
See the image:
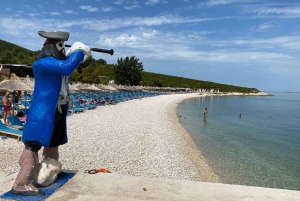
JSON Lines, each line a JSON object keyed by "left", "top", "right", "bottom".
{"left": 14, "top": 109, "right": 25, "bottom": 117}
{"left": 12, "top": 31, "right": 91, "bottom": 196}
{"left": 12, "top": 91, "right": 19, "bottom": 103}
{"left": 100, "top": 97, "right": 107, "bottom": 105}
{"left": 239, "top": 114, "right": 242, "bottom": 118}
{"left": 203, "top": 108, "right": 208, "bottom": 123}
{"left": 2, "top": 92, "right": 12, "bottom": 125}
{"left": 204, "top": 108, "right": 208, "bottom": 117}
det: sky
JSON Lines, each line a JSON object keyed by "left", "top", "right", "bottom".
{"left": 0, "top": 0, "right": 300, "bottom": 92}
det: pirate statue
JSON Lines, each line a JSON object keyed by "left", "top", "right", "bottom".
{"left": 12, "top": 31, "right": 91, "bottom": 196}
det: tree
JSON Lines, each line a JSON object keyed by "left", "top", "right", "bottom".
{"left": 113, "top": 56, "right": 144, "bottom": 85}
{"left": 81, "top": 65, "right": 102, "bottom": 83}
{"left": 69, "top": 69, "right": 80, "bottom": 82}
{"left": 1, "top": 51, "right": 12, "bottom": 63}
{"left": 17, "top": 52, "right": 24, "bottom": 59}
{"left": 96, "top": 58, "right": 107, "bottom": 65}
{"left": 77, "top": 56, "right": 95, "bottom": 74}
{"left": 152, "top": 79, "right": 163, "bottom": 87}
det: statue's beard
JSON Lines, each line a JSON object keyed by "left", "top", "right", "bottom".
{"left": 37, "top": 44, "right": 67, "bottom": 60}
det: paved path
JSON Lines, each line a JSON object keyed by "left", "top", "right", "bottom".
{"left": 1, "top": 171, "right": 300, "bottom": 201}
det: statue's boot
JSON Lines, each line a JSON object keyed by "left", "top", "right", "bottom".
{"left": 43, "top": 146, "right": 67, "bottom": 177}
{"left": 43, "top": 147, "right": 59, "bottom": 160}
{"left": 12, "top": 149, "right": 45, "bottom": 196}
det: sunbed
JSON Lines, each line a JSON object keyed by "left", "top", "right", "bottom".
{"left": 0, "top": 121, "right": 23, "bottom": 141}
{"left": 7, "top": 116, "right": 24, "bottom": 130}
{"left": 68, "top": 107, "right": 85, "bottom": 113}
{"left": 73, "top": 101, "right": 96, "bottom": 110}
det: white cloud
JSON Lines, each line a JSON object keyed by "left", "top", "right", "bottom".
{"left": 251, "top": 21, "right": 278, "bottom": 32}
{"left": 0, "top": 17, "right": 42, "bottom": 36}
{"left": 242, "top": 4, "right": 300, "bottom": 18}
{"left": 101, "top": 6, "right": 115, "bottom": 12}
{"left": 258, "top": 22, "right": 275, "bottom": 30}
{"left": 80, "top": 15, "right": 213, "bottom": 31}
{"left": 57, "top": 0, "right": 65, "bottom": 4}
{"left": 63, "top": 10, "right": 78, "bottom": 14}
{"left": 79, "top": 5, "right": 98, "bottom": 12}
{"left": 253, "top": 6, "right": 300, "bottom": 16}
{"left": 6, "top": 8, "right": 12, "bottom": 11}
{"left": 25, "top": 5, "right": 36, "bottom": 12}
{"left": 95, "top": 29, "right": 297, "bottom": 68}
{"left": 145, "top": 0, "right": 168, "bottom": 6}
{"left": 205, "top": 0, "right": 255, "bottom": 6}
{"left": 113, "top": 0, "right": 125, "bottom": 5}
{"left": 215, "top": 36, "right": 300, "bottom": 51}
{"left": 49, "top": 12, "right": 62, "bottom": 15}
{"left": 0, "top": 15, "right": 213, "bottom": 35}
{"left": 28, "top": 13, "right": 40, "bottom": 17}
{"left": 124, "top": 5, "right": 141, "bottom": 10}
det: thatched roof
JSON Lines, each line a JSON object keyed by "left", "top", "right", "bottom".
{"left": 0, "top": 74, "right": 33, "bottom": 91}
{"left": 96, "top": 84, "right": 117, "bottom": 91}
{"left": 87, "top": 84, "right": 101, "bottom": 91}
{"left": 72, "top": 83, "right": 90, "bottom": 90}
{"left": 96, "top": 84, "right": 108, "bottom": 90}
{"left": 110, "top": 84, "right": 123, "bottom": 90}
{"left": 69, "top": 84, "right": 79, "bottom": 91}
{"left": 22, "top": 75, "right": 35, "bottom": 89}
{"left": 105, "top": 85, "right": 117, "bottom": 91}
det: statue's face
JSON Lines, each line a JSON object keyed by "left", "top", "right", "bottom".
{"left": 56, "top": 41, "right": 65, "bottom": 55}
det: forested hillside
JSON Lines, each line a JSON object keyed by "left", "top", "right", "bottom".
{"left": 0, "top": 39, "right": 259, "bottom": 92}
{"left": 0, "top": 39, "right": 39, "bottom": 64}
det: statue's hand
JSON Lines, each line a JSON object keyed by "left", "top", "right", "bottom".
{"left": 66, "top": 42, "right": 91, "bottom": 62}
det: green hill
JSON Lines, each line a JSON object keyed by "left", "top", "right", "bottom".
{"left": 0, "top": 39, "right": 259, "bottom": 93}
{"left": 0, "top": 39, "right": 39, "bottom": 64}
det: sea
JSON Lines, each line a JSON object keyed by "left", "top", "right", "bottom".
{"left": 176, "top": 92, "right": 300, "bottom": 191}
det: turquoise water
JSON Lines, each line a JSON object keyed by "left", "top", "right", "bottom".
{"left": 176, "top": 93, "right": 300, "bottom": 190}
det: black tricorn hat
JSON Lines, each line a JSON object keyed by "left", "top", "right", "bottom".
{"left": 38, "top": 31, "right": 70, "bottom": 41}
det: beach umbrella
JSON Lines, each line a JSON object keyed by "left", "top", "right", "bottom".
{"left": 0, "top": 74, "right": 33, "bottom": 126}
{"left": 96, "top": 84, "right": 109, "bottom": 91}
{"left": 22, "top": 75, "right": 35, "bottom": 89}
{"left": 110, "top": 84, "right": 124, "bottom": 91}
{"left": 105, "top": 85, "right": 117, "bottom": 91}
{"left": 72, "top": 82, "right": 80, "bottom": 88}
{"left": 96, "top": 84, "right": 116, "bottom": 91}
{"left": 68, "top": 84, "right": 79, "bottom": 92}
{"left": 123, "top": 86, "right": 134, "bottom": 91}
{"left": 0, "top": 74, "right": 33, "bottom": 92}
{"left": 73, "top": 83, "right": 90, "bottom": 90}
{"left": 87, "top": 84, "right": 101, "bottom": 91}
{"left": 85, "top": 84, "right": 102, "bottom": 100}
{"left": 131, "top": 85, "right": 143, "bottom": 91}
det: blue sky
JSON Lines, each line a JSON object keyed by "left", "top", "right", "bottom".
{"left": 1, "top": 0, "right": 300, "bottom": 92}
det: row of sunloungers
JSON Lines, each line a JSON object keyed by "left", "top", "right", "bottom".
{"left": 0, "top": 91, "right": 168, "bottom": 140}
{"left": 68, "top": 91, "right": 167, "bottom": 112}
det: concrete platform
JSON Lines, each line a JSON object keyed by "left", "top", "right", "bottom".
{"left": 1, "top": 171, "right": 300, "bottom": 201}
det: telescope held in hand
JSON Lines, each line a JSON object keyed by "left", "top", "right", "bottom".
{"left": 65, "top": 44, "right": 114, "bottom": 56}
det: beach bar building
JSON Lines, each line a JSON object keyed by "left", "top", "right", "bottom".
{"left": 0, "top": 64, "right": 33, "bottom": 77}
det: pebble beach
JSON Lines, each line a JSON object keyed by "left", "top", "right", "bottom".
{"left": 0, "top": 93, "right": 219, "bottom": 185}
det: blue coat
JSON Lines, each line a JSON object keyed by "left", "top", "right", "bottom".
{"left": 22, "top": 50, "right": 84, "bottom": 147}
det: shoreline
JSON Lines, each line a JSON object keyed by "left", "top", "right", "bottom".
{"left": 197, "top": 91, "right": 272, "bottom": 96}
{"left": 167, "top": 94, "right": 220, "bottom": 182}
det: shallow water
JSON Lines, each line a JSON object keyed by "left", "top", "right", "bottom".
{"left": 177, "top": 93, "right": 300, "bottom": 190}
